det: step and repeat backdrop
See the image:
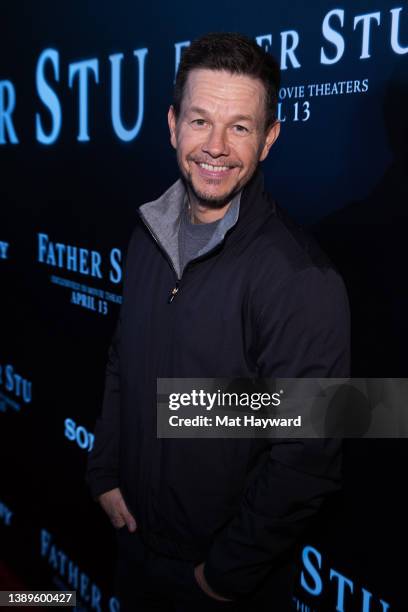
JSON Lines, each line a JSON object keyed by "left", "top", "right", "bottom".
{"left": 1, "top": 1, "right": 407, "bottom": 610}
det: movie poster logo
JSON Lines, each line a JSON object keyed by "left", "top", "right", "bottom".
{"left": 0, "top": 7, "right": 406, "bottom": 144}
{"left": 0, "top": 500, "right": 13, "bottom": 527}
{"left": 0, "top": 241, "right": 9, "bottom": 260}
{"left": 294, "top": 545, "right": 391, "bottom": 611}
{"left": 37, "top": 233, "right": 122, "bottom": 316}
{"left": 40, "top": 529, "right": 120, "bottom": 611}
{"left": 0, "top": 364, "right": 32, "bottom": 413}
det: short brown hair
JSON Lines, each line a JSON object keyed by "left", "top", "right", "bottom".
{"left": 173, "top": 32, "right": 281, "bottom": 131}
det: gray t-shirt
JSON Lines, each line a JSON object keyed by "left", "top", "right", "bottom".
{"left": 178, "top": 201, "right": 222, "bottom": 275}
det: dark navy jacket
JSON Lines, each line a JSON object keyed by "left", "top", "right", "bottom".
{"left": 86, "top": 169, "right": 350, "bottom": 599}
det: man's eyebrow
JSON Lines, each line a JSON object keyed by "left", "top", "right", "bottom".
{"left": 188, "top": 106, "right": 255, "bottom": 123}
{"left": 188, "top": 106, "right": 210, "bottom": 116}
{"left": 229, "top": 113, "right": 256, "bottom": 123}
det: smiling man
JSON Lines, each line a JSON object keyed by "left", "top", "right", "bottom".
{"left": 169, "top": 66, "right": 279, "bottom": 217}
{"left": 87, "top": 33, "right": 350, "bottom": 611}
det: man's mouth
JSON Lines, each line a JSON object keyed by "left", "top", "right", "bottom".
{"left": 198, "top": 162, "right": 232, "bottom": 172}
{"left": 193, "top": 161, "right": 238, "bottom": 177}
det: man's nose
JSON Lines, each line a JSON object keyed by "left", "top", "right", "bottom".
{"left": 202, "top": 126, "right": 230, "bottom": 157}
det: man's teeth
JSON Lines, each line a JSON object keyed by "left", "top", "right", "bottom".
{"left": 199, "top": 163, "right": 231, "bottom": 172}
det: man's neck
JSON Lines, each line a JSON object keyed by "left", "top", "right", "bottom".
{"left": 186, "top": 194, "right": 232, "bottom": 225}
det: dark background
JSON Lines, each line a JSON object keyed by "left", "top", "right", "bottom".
{"left": 1, "top": 1, "right": 407, "bottom": 610}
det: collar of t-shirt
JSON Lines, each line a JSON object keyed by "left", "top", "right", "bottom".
{"left": 178, "top": 198, "right": 223, "bottom": 275}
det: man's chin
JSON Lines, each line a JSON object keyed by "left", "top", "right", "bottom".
{"left": 183, "top": 178, "right": 240, "bottom": 209}
{"left": 194, "top": 194, "right": 235, "bottom": 209}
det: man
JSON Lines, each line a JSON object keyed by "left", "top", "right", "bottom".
{"left": 86, "top": 32, "right": 350, "bottom": 611}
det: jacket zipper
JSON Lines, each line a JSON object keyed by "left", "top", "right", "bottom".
{"left": 137, "top": 209, "right": 182, "bottom": 302}
{"left": 137, "top": 208, "right": 232, "bottom": 303}
{"left": 168, "top": 282, "right": 180, "bottom": 303}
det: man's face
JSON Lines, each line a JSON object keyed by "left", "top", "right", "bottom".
{"left": 168, "top": 69, "right": 280, "bottom": 208}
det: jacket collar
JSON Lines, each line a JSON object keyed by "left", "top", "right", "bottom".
{"left": 138, "top": 177, "right": 241, "bottom": 279}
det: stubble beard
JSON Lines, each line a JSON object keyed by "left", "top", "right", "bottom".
{"left": 178, "top": 155, "right": 245, "bottom": 210}
{"left": 183, "top": 175, "right": 241, "bottom": 209}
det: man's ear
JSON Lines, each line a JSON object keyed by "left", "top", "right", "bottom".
{"left": 168, "top": 105, "right": 177, "bottom": 150}
{"left": 259, "top": 120, "right": 280, "bottom": 162}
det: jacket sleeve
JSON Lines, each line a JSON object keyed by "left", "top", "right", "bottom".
{"left": 204, "top": 265, "right": 350, "bottom": 599}
{"left": 85, "top": 313, "right": 122, "bottom": 499}
{"left": 85, "top": 230, "right": 135, "bottom": 500}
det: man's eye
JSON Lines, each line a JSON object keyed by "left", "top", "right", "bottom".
{"left": 233, "top": 125, "right": 249, "bottom": 133}
{"left": 191, "top": 119, "right": 207, "bottom": 127}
